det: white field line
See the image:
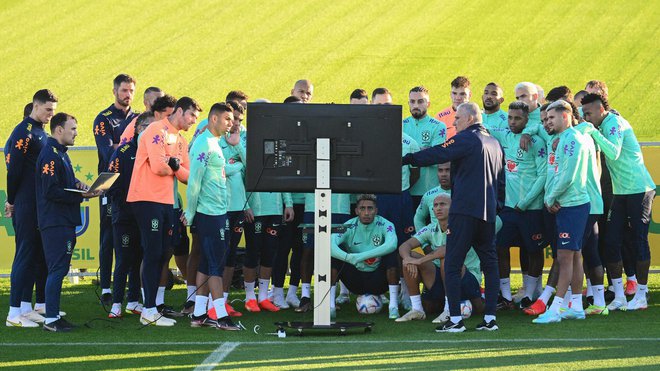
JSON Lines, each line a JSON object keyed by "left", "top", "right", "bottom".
{"left": 193, "top": 342, "right": 240, "bottom": 371}
{"left": 0, "top": 338, "right": 659, "bottom": 347}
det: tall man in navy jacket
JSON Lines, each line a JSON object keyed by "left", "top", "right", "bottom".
{"left": 37, "top": 113, "right": 101, "bottom": 331}
{"left": 5, "top": 89, "right": 58, "bottom": 327}
{"left": 402, "top": 102, "right": 505, "bottom": 333}
{"left": 93, "top": 74, "right": 137, "bottom": 304}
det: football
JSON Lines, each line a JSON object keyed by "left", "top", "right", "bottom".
{"left": 356, "top": 294, "right": 383, "bottom": 314}
{"left": 461, "top": 300, "right": 473, "bottom": 319}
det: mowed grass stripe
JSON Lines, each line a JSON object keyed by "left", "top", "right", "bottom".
{"left": 1, "top": 0, "right": 658, "bottom": 145}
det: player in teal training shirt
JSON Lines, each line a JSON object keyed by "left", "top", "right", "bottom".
{"left": 328, "top": 194, "right": 399, "bottom": 317}
{"left": 413, "top": 162, "right": 451, "bottom": 231}
{"left": 403, "top": 86, "right": 447, "bottom": 204}
{"left": 481, "top": 82, "right": 508, "bottom": 135}
{"left": 182, "top": 102, "right": 240, "bottom": 331}
{"left": 533, "top": 100, "right": 590, "bottom": 324}
{"left": 580, "top": 93, "right": 655, "bottom": 311}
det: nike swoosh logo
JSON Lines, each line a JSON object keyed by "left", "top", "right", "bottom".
{"left": 6, "top": 320, "right": 22, "bottom": 327}
{"left": 353, "top": 242, "right": 362, "bottom": 245}
{"left": 562, "top": 241, "right": 570, "bottom": 245}
{"left": 130, "top": 156, "right": 136, "bottom": 160}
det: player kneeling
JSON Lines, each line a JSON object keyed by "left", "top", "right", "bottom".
{"left": 396, "top": 194, "right": 484, "bottom": 324}
{"left": 329, "top": 194, "right": 399, "bottom": 318}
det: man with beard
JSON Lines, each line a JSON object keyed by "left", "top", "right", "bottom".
{"left": 119, "top": 87, "right": 164, "bottom": 145}
{"left": 481, "top": 83, "right": 507, "bottom": 135}
{"left": 93, "top": 74, "right": 137, "bottom": 306}
{"left": 435, "top": 77, "right": 472, "bottom": 140}
{"left": 403, "top": 86, "right": 447, "bottom": 209}
{"left": 515, "top": 82, "right": 542, "bottom": 128}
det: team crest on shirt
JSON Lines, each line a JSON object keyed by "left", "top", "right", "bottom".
{"left": 548, "top": 152, "right": 556, "bottom": 166}
{"left": 506, "top": 159, "right": 518, "bottom": 173}
{"left": 66, "top": 241, "right": 73, "bottom": 254}
{"left": 220, "top": 228, "right": 225, "bottom": 240}
{"left": 372, "top": 235, "right": 382, "bottom": 246}
{"left": 151, "top": 219, "right": 159, "bottom": 231}
{"left": 517, "top": 149, "right": 524, "bottom": 158}
{"left": 255, "top": 221, "right": 262, "bottom": 234}
{"left": 122, "top": 234, "right": 130, "bottom": 246}
{"left": 421, "top": 130, "right": 431, "bottom": 142}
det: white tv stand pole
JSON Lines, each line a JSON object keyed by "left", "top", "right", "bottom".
{"left": 313, "top": 138, "right": 332, "bottom": 326}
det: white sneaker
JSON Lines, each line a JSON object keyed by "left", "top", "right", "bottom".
{"left": 432, "top": 309, "right": 450, "bottom": 324}
{"left": 35, "top": 308, "right": 66, "bottom": 317}
{"left": 6, "top": 315, "right": 39, "bottom": 328}
{"left": 395, "top": 309, "right": 426, "bottom": 322}
{"left": 140, "top": 313, "right": 176, "bottom": 326}
{"left": 23, "top": 311, "right": 45, "bottom": 324}
{"left": 126, "top": 303, "right": 143, "bottom": 315}
{"left": 336, "top": 293, "right": 350, "bottom": 305}
{"left": 273, "top": 295, "right": 290, "bottom": 309}
{"left": 607, "top": 297, "right": 628, "bottom": 311}
{"left": 286, "top": 295, "right": 300, "bottom": 308}
{"left": 626, "top": 297, "right": 648, "bottom": 311}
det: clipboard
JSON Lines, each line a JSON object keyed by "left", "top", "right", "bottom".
{"left": 64, "top": 172, "right": 120, "bottom": 193}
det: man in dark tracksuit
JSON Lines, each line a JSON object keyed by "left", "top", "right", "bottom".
{"left": 4, "top": 89, "right": 58, "bottom": 328}
{"left": 93, "top": 74, "right": 137, "bottom": 304}
{"left": 106, "top": 112, "right": 155, "bottom": 318}
{"left": 403, "top": 102, "right": 505, "bottom": 333}
{"left": 37, "top": 113, "right": 101, "bottom": 332}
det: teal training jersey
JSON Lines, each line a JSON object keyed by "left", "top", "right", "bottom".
{"left": 291, "top": 193, "right": 306, "bottom": 204}
{"left": 589, "top": 113, "right": 655, "bottom": 195}
{"left": 331, "top": 215, "right": 397, "bottom": 272}
{"left": 220, "top": 130, "right": 248, "bottom": 212}
{"left": 403, "top": 115, "right": 447, "bottom": 196}
{"left": 489, "top": 129, "right": 547, "bottom": 210}
{"left": 304, "top": 193, "right": 351, "bottom": 215}
{"left": 528, "top": 105, "right": 542, "bottom": 127}
{"left": 189, "top": 118, "right": 209, "bottom": 147}
{"left": 247, "top": 192, "right": 292, "bottom": 217}
{"left": 402, "top": 133, "right": 421, "bottom": 191}
{"left": 544, "top": 127, "right": 590, "bottom": 207}
{"left": 482, "top": 109, "right": 508, "bottom": 136}
{"left": 575, "top": 123, "right": 604, "bottom": 215}
{"left": 413, "top": 185, "right": 451, "bottom": 231}
{"left": 414, "top": 222, "right": 481, "bottom": 280}
{"left": 184, "top": 130, "right": 227, "bottom": 223}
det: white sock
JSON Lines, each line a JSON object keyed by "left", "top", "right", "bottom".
{"left": 8, "top": 307, "right": 21, "bottom": 318}
{"left": 549, "top": 296, "right": 563, "bottom": 314}
{"left": 127, "top": 301, "right": 139, "bottom": 310}
{"left": 45, "top": 317, "right": 58, "bottom": 325}
{"left": 223, "top": 292, "right": 229, "bottom": 301}
{"left": 207, "top": 294, "right": 214, "bottom": 310}
{"left": 571, "top": 294, "right": 583, "bottom": 311}
{"left": 339, "top": 282, "right": 349, "bottom": 295}
{"left": 443, "top": 297, "right": 449, "bottom": 311}
{"left": 627, "top": 275, "right": 637, "bottom": 282}
{"left": 561, "top": 289, "right": 571, "bottom": 310}
{"left": 141, "top": 288, "right": 145, "bottom": 302}
{"left": 245, "top": 281, "right": 256, "bottom": 301}
{"left": 20, "top": 301, "right": 32, "bottom": 314}
{"left": 523, "top": 276, "right": 535, "bottom": 299}
{"left": 593, "top": 285, "right": 605, "bottom": 307}
{"left": 187, "top": 285, "right": 196, "bottom": 300}
{"left": 102, "top": 288, "right": 111, "bottom": 295}
{"left": 193, "top": 295, "right": 208, "bottom": 317}
{"left": 499, "top": 278, "right": 512, "bottom": 300}
{"left": 329, "top": 285, "right": 336, "bottom": 309}
{"left": 302, "top": 283, "right": 311, "bottom": 298}
{"left": 612, "top": 278, "right": 625, "bottom": 298}
{"left": 388, "top": 285, "right": 399, "bottom": 309}
{"left": 34, "top": 303, "right": 45, "bottom": 311}
{"left": 586, "top": 279, "right": 593, "bottom": 297}
{"left": 111, "top": 303, "right": 122, "bottom": 314}
{"left": 633, "top": 284, "right": 648, "bottom": 301}
{"left": 156, "top": 286, "right": 165, "bottom": 306}
{"left": 213, "top": 298, "right": 229, "bottom": 318}
{"left": 143, "top": 307, "right": 157, "bottom": 317}
{"left": 484, "top": 314, "right": 496, "bottom": 323}
{"left": 258, "top": 279, "right": 270, "bottom": 302}
{"left": 450, "top": 315, "right": 462, "bottom": 324}
{"left": 539, "top": 286, "right": 555, "bottom": 304}
{"left": 410, "top": 295, "right": 423, "bottom": 312}
{"left": 536, "top": 273, "right": 543, "bottom": 293}
{"left": 287, "top": 285, "right": 298, "bottom": 298}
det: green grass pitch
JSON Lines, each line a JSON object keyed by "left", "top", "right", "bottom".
{"left": 0, "top": 275, "right": 659, "bottom": 370}
{"left": 0, "top": 0, "right": 658, "bottom": 144}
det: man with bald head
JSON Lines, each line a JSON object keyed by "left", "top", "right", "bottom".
{"left": 291, "top": 79, "right": 313, "bottom": 103}
{"left": 515, "top": 82, "right": 542, "bottom": 127}
{"left": 402, "top": 102, "right": 504, "bottom": 333}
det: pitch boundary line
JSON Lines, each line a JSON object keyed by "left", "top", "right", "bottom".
{"left": 1, "top": 338, "right": 659, "bottom": 347}
{"left": 193, "top": 342, "right": 239, "bottom": 371}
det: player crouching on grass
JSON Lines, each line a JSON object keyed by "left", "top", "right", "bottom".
{"left": 181, "top": 103, "right": 241, "bottom": 331}
{"left": 328, "top": 194, "right": 399, "bottom": 319}
{"left": 396, "top": 193, "right": 484, "bottom": 324}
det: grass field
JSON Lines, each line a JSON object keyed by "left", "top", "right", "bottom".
{"left": 1, "top": 276, "right": 659, "bottom": 370}
{"left": 0, "top": 0, "right": 659, "bottom": 144}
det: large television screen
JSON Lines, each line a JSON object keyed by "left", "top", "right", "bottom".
{"left": 245, "top": 103, "right": 402, "bottom": 194}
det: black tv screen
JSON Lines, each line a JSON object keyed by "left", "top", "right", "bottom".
{"left": 245, "top": 103, "right": 402, "bottom": 194}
